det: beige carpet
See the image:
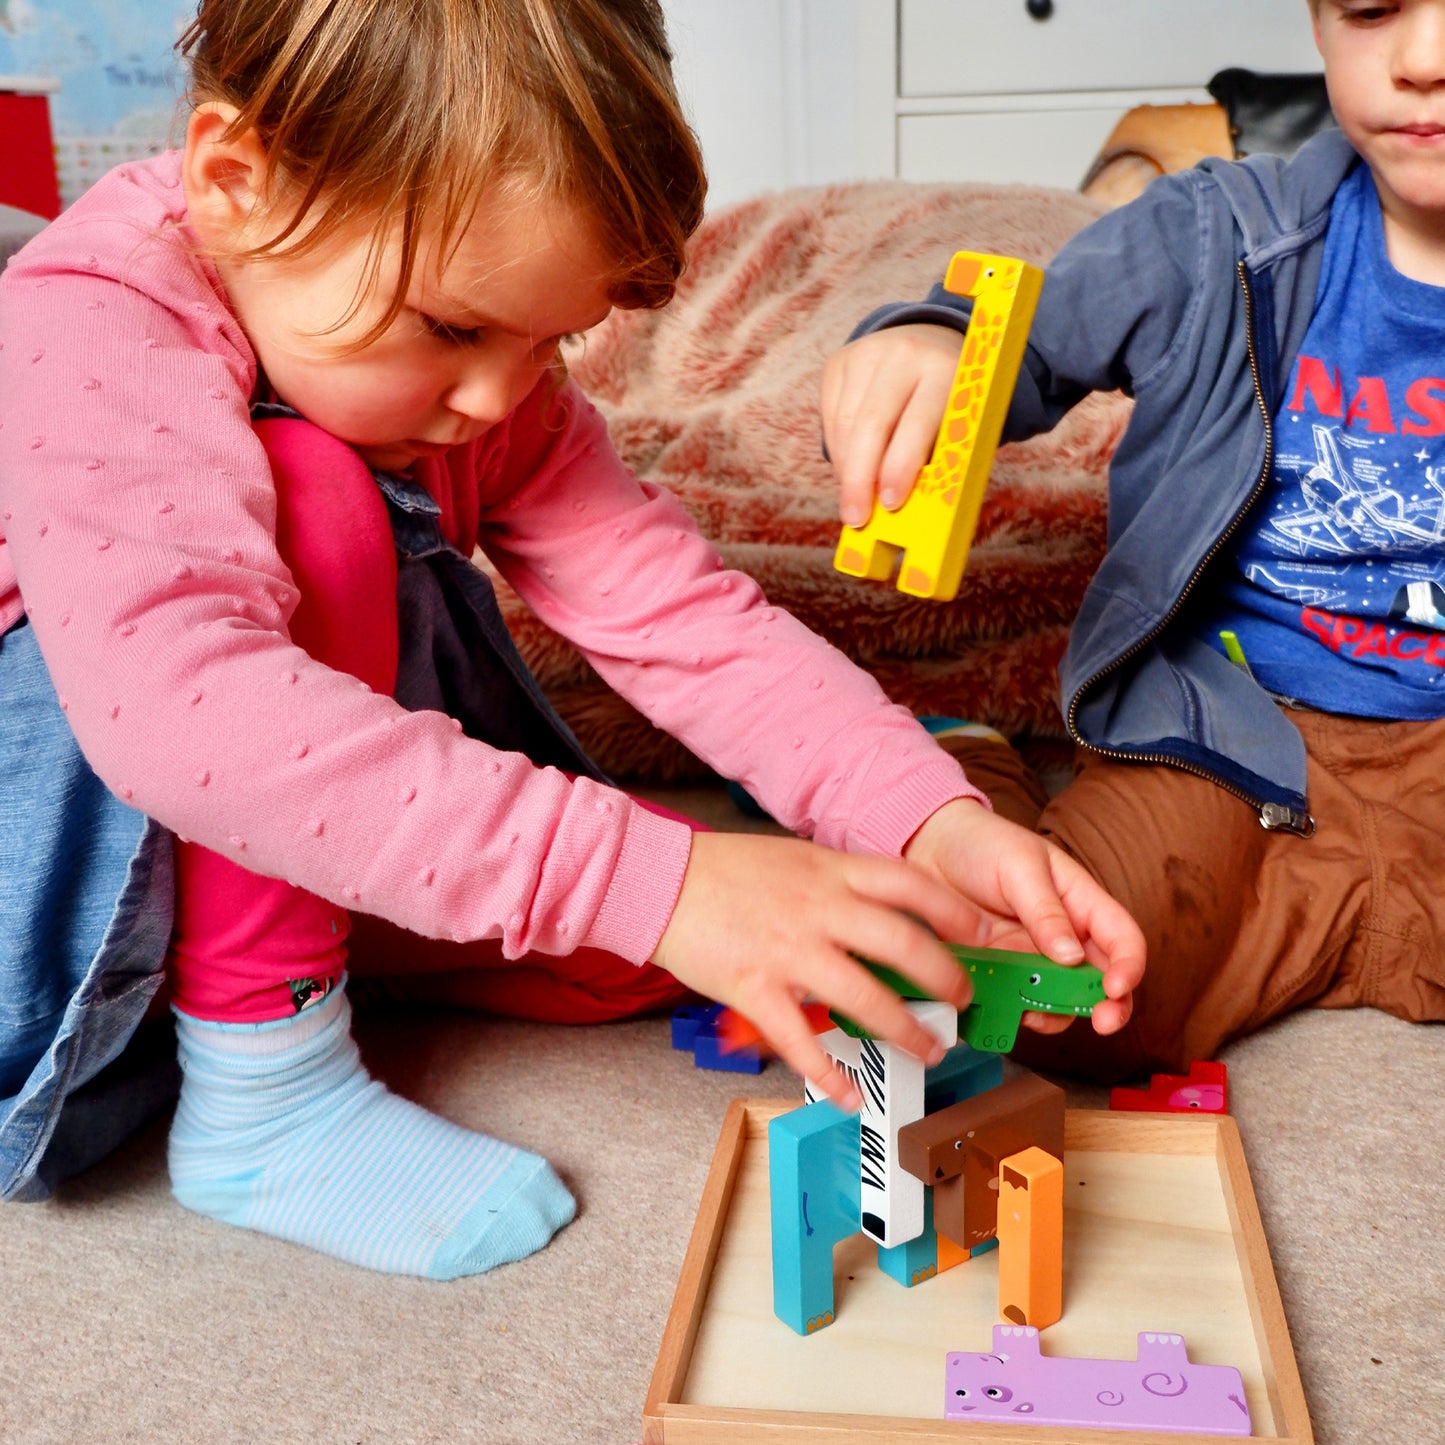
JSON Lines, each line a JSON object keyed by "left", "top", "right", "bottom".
{"left": 1, "top": 788, "right": 1440, "bottom": 1444}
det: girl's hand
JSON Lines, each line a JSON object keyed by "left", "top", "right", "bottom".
{"left": 902, "top": 799, "right": 1146, "bottom": 1039}
{"left": 821, "top": 323, "right": 966, "bottom": 529}
{"left": 652, "top": 831, "right": 998, "bottom": 1111}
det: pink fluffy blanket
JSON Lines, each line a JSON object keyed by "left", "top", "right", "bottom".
{"left": 490, "top": 180, "right": 1131, "bottom": 782}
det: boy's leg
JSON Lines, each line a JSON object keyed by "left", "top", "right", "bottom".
{"left": 167, "top": 420, "right": 574, "bottom": 1278}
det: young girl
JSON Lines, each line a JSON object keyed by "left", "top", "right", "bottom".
{"left": 0, "top": 0, "right": 1143, "bottom": 1279}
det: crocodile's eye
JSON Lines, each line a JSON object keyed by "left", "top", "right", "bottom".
{"left": 1028, "top": 972, "right": 1042, "bottom": 986}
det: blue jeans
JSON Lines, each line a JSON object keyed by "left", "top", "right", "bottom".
{"left": 0, "top": 417, "right": 601, "bottom": 1201}
{"left": 0, "top": 620, "right": 176, "bottom": 1200}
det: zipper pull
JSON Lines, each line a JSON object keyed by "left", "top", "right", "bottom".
{"left": 1219, "top": 629, "right": 1255, "bottom": 680}
{"left": 1258, "top": 801, "right": 1315, "bottom": 837}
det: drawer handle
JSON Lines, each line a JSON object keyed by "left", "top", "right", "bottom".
{"left": 1025, "top": 0, "right": 1054, "bottom": 18}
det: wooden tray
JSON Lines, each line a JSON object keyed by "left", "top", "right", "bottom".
{"left": 644, "top": 1101, "right": 1312, "bottom": 1444}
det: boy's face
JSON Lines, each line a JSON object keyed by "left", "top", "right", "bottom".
{"left": 1313, "top": 1, "right": 1445, "bottom": 240}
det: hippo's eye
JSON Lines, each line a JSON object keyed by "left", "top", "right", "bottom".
{"left": 984, "top": 1386, "right": 1013, "bottom": 1401}
{"left": 1028, "top": 972, "right": 1042, "bottom": 986}
{"left": 954, "top": 1388, "right": 969, "bottom": 1399}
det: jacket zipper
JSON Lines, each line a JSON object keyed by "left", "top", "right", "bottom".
{"left": 1063, "top": 260, "right": 1316, "bottom": 837}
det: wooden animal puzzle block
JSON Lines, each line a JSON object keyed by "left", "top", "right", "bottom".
{"left": 995, "top": 1146, "right": 1063, "bottom": 1330}
{"left": 832, "top": 946, "right": 1106, "bottom": 1055}
{"left": 945, "top": 1325, "right": 1252, "bottom": 1436}
{"left": 670, "top": 1004, "right": 764, "bottom": 1073}
{"left": 896, "top": 1071, "right": 1064, "bottom": 1252}
{"left": 803, "top": 1000, "right": 957, "bottom": 1249}
{"left": 834, "top": 249, "right": 1043, "bottom": 601}
{"left": 768, "top": 1100, "right": 861, "bottom": 1335}
{"left": 1110, "top": 1060, "right": 1229, "bottom": 1114}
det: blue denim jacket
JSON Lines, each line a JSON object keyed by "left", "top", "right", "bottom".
{"left": 0, "top": 421, "right": 599, "bottom": 1200}
{"left": 856, "top": 129, "right": 1362, "bottom": 831}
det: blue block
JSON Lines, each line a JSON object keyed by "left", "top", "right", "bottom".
{"left": 670, "top": 1003, "right": 718, "bottom": 1051}
{"left": 877, "top": 1187, "right": 941, "bottom": 1287}
{"left": 769, "top": 1101, "right": 861, "bottom": 1335}
{"left": 692, "top": 1033, "right": 764, "bottom": 1073}
{"left": 924, "top": 1041, "right": 1003, "bottom": 1113}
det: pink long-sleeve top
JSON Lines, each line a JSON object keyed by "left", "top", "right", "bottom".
{"left": 0, "top": 154, "right": 981, "bottom": 963}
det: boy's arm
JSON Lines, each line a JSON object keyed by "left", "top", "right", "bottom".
{"left": 852, "top": 171, "right": 1205, "bottom": 443}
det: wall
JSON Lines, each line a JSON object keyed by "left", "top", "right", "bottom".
{"left": 663, "top": 0, "right": 868, "bottom": 210}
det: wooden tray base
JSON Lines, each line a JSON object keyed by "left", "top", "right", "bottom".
{"left": 645, "top": 1102, "right": 1313, "bottom": 1444}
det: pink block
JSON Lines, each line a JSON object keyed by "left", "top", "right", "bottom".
{"left": 945, "top": 1325, "right": 1251, "bottom": 1436}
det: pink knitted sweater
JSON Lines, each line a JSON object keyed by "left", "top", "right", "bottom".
{"left": 0, "top": 155, "right": 979, "bottom": 963}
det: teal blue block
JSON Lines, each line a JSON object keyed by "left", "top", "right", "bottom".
{"left": 923, "top": 1041, "right": 1003, "bottom": 1113}
{"left": 877, "top": 1186, "right": 941, "bottom": 1286}
{"left": 769, "top": 1101, "right": 860, "bottom": 1335}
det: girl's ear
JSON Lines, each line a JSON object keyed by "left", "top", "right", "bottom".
{"left": 182, "top": 102, "right": 272, "bottom": 251}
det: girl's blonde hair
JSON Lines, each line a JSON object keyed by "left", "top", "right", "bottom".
{"left": 179, "top": 0, "right": 707, "bottom": 342}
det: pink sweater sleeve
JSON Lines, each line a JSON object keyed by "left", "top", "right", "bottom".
{"left": 469, "top": 385, "right": 985, "bottom": 859}
{"left": 0, "top": 157, "right": 983, "bottom": 973}
{"left": 0, "top": 158, "right": 692, "bottom": 964}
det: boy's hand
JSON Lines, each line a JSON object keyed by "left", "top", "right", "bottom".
{"left": 821, "top": 323, "right": 966, "bottom": 528}
{"left": 652, "top": 831, "right": 987, "bottom": 1111}
{"left": 902, "top": 798, "right": 1145, "bottom": 1038}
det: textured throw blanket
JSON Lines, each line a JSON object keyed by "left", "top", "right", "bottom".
{"left": 490, "top": 180, "right": 1132, "bottom": 782}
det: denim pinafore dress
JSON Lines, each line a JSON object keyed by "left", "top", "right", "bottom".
{"left": 0, "top": 414, "right": 602, "bottom": 1201}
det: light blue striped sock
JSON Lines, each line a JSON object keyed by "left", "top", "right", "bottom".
{"left": 168, "top": 985, "right": 575, "bottom": 1279}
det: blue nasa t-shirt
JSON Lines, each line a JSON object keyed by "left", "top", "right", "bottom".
{"left": 1208, "top": 162, "right": 1445, "bottom": 718}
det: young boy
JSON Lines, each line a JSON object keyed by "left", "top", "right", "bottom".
{"left": 822, "top": 0, "right": 1445, "bottom": 1081}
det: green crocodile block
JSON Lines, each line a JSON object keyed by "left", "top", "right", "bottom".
{"left": 830, "top": 945, "right": 1106, "bottom": 1054}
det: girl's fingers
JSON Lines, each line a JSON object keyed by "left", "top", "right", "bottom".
{"left": 810, "top": 950, "right": 953, "bottom": 1064}
{"left": 749, "top": 994, "right": 864, "bottom": 1109}
{"left": 840, "top": 855, "right": 988, "bottom": 985}
{"left": 995, "top": 847, "right": 1086, "bottom": 964}
{"left": 1051, "top": 853, "right": 1148, "bottom": 997}
{"left": 1020, "top": 1010, "right": 1073, "bottom": 1035}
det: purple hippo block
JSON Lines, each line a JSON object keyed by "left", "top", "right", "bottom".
{"left": 945, "top": 1325, "right": 1252, "bottom": 1436}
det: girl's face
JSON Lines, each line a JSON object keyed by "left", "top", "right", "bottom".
{"left": 217, "top": 188, "right": 615, "bottom": 472}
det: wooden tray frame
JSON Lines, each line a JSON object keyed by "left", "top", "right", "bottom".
{"left": 644, "top": 1101, "right": 1313, "bottom": 1445}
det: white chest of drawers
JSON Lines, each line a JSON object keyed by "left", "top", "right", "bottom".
{"left": 856, "top": 0, "right": 1324, "bottom": 188}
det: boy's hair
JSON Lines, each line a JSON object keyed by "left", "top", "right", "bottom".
{"left": 179, "top": 0, "right": 707, "bottom": 342}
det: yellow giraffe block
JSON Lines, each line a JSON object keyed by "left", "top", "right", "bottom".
{"left": 834, "top": 249, "right": 1043, "bottom": 601}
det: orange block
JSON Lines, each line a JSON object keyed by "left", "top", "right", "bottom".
{"left": 995, "top": 1145, "right": 1063, "bottom": 1330}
